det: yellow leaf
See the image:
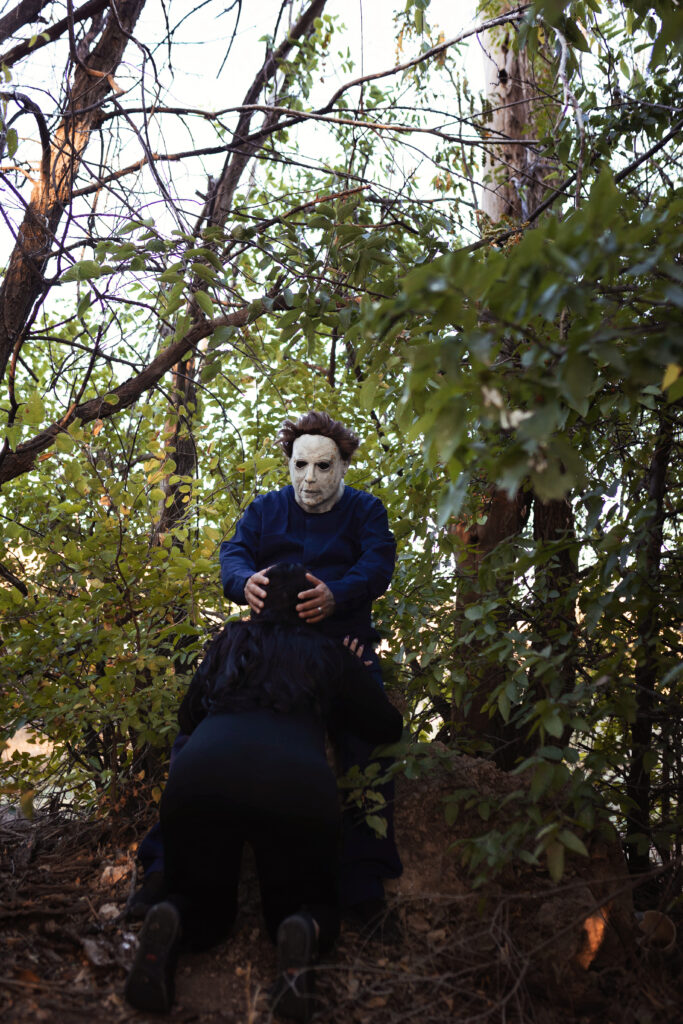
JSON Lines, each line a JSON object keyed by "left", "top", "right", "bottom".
{"left": 662, "top": 364, "right": 681, "bottom": 390}
{"left": 20, "top": 789, "right": 36, "bottom": 820}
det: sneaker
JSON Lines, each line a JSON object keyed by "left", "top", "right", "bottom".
{"left": 272, "top": 913, "right": 319, "bottom": 1022}
{"left": 124, "top": 901, "right": 181, "bottom": 1013}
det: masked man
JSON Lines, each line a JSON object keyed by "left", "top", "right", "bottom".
{"left": 134, "top": 411, "right": 402, "bottom": 925}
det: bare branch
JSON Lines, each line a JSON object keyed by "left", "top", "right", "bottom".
{"left": 0, "top": 0, "right": 110, "bottom": 67}
{"left": 0, "top": 90, "right": 51, "bottom": 183}
{"left": 0, "top": 305, "right": 272, "bottom": 484}
{"left": 319, "top": 4, "right": 532, "bottom": 114}
{"left": 0, "top": 0, "right": 51, "bottom": 47}
{"left": 0, "top": 0, "right": 149, "bottom": 386}
{"left": 201, "top": 0, "right": 328, "bottom": 228}
{"left": 455, "top": 115, "right": 683, "bottom": 255}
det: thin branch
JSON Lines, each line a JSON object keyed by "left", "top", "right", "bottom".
{"left": 201, "top": 0, "right": 328, "bottom": 228}
{"left": 320, "top": 4, "right": 532, "bottom": 113}
{"left": 614, "top": 117, "right": 683, "bottom": 184}
{"left": 0, "top": 0, "right": 110, "bottom": 67}
{"left": 0, "top": 0, "right": 50, "bottom": 46}
{"left": 455, "top": 116, "right": 683, "bottom": 255}
{"left": 0, "top": 302, "right": 285, "bottom": 484}
{"left": 0, "top": 90, "right": 50, "bottom": 185}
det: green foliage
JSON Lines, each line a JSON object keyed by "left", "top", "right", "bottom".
{"left": 0, "top": 0, "right": 681, "bottom": 888}
{"left": 366, "top": 175, "right": 681, "bottom": 502}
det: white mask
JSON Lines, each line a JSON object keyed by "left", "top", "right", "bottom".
{"left": 289, "top": 434, "right": 348, "bottom": 513}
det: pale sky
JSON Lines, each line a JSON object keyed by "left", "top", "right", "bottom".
{"left": 2, "top": 1, "right": 487, "bottom": 249}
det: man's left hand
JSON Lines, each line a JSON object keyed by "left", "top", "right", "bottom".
{"left": 296, "top": 573, "right": 335, "bottom": 623}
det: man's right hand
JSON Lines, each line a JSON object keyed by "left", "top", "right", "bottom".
{"left": 244, "top": 570, "right": 269, "bottom": 613}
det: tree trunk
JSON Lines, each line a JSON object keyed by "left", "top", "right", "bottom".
{"left": 478, "top": 0, "right": 548, "bottom": 225}
{"left": 445, "top": 3, "right": 563, "bottom": 768}
{"left": 0, "top": 0, "right": 148, "bottom": 385}
{"left": 156, "top": 0, "right": 329, "bottom": 538}
{"left": 450, "top": 488, "right": 530, "bottom": 769}
{"left": 626, "top": 407, "right": 674, "bottom": 878}
{"left": 531, "top": 495, "right": 579, "bottom": 732}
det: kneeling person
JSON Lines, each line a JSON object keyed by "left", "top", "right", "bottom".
{"left": 125, "top": 562, "right": 402, "bottom": 1019}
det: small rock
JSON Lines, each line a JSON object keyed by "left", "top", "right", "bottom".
{"left": 98, "top": 902, "right": 119, "bottom": 921}
{"left": 100, "top": 864, "right": 128, "bottom": 886}
{"left": 82, "top": 937, "right": 112, "bottom": 967}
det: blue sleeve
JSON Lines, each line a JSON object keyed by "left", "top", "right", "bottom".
{"left": 326, "top": 497, "right": 396, "bottom": 612}
{"left": 219, "top": 500, "right": 263, "bottom": 604}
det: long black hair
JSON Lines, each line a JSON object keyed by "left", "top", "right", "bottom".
{"left": 178, "top": 563, "right": 342, "bottom": 731}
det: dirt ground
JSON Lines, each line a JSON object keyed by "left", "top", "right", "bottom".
{"left": 1, "top": 754, "right": 681, "bottom": 1023}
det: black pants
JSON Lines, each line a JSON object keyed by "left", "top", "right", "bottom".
{"left": 332, "top": 651, "right": 403, "bottom": 907}
{"left": 139, "top": 656, "right": 403, "bottom": 907}
{"left": 159, "top": 711, "right": 341, "bottom": 953}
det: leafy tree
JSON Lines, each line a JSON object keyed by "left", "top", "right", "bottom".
{"left": 0, "top": 0, "right": 681, "bottom": 892}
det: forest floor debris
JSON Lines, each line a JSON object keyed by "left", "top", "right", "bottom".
{"left": 1, "top": 799, "right": 681, "bottom": 1023}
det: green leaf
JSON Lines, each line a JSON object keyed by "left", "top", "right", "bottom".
{"left": 60, "top": 260, "right": 103, "bottom": 283}
{"left": 22, "top": 390, "right": 44, "bottom": 425}
{"left": 191, "top": 262, "right": 217, "bottom": 283}
{"left": 666, "top": 375, "right": 683, "bottom": 403}
{"left": 365, "top": 814, "right": 388, "bottom": 838}
{"left": 543, "top": 711, "right": 564, "bottom": 739}
{"left": 77, "top": 291, "right": 92, "bottom": 317}
{"left": 556, "top": 14, "right": 590, "bottom": 52}
{"left": 174, "top": 312, "right": 191, "bottom": 342}
{"left": 55, "top": 432, "right": 74, "bottom": 453}
{"left": 444, "top": 801, "right": 460, "bottom": 826}
{"left": 359, "top": 375, "right": 378, "bottom": 412}
{"left": 194, "top": 290, "right": 214, "bottom": 318}
{"left": 159, "top": 268, "right": 182, "bottom": 284}
{"left": 184, "top": 247, "right": 223, "bottom": 271}
{"left": 530, "top": 762, "right": 554, "bottom": 803}
{"left": 563, "top": 353, "right": 594, "bottom": 415}
{"left": 558, "top": 829, "right": 589, "bottom": 857}
{"left": 546, "top": 840, "right": 565, "bottom": 882}
{"left": 436, "top": 473, "right": 470, "bottom": 526}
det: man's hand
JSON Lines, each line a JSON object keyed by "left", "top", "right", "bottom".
{"left": 296, "top": 572, "right": 335, "bottom": 623}
{"left": 244, "top": 570, "right": 269, "bottom": 613}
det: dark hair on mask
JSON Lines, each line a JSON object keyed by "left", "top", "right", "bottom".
{"left": 179, "top": 563, "right": 341, "bottom": 728}
{"left": 278, "top": 410, "right": 360, "bottom": 461}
